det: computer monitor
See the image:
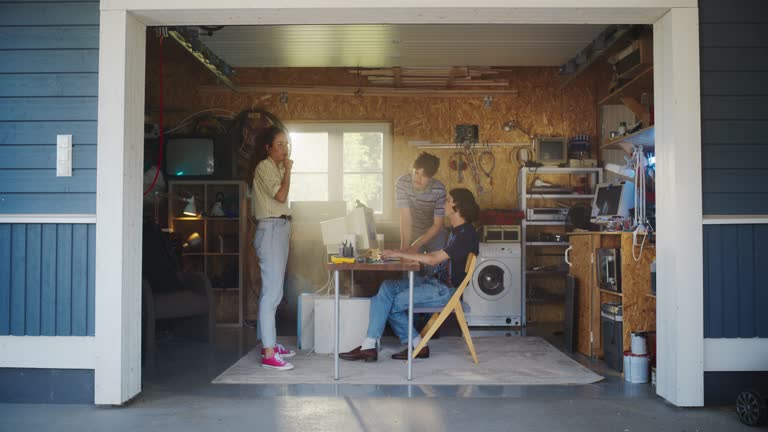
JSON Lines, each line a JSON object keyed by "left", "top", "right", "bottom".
{"left": 319, "top": 207, "right": 378, "bottom": 255}
{"left": 591, "top": 181, "right": 635, "bottom": 224}
{"left": 535, "top": 137, "right": 567, "bottom": 166}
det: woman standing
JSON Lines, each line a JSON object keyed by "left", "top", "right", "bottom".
{"left": 248, "top": 126, "right": 296, "bottom": 371}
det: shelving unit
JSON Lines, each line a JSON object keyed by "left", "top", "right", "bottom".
{"left": 601, "top": 125, "right": 655, "bottom": 153}
{"left": 168, "top": 180, "right": 247, "bottom": 327}
{"left": 598, "top": 66, "right": 654, "bottom": 106}
{"left": 519, "top": 167, "right": 603, "bottom": 326}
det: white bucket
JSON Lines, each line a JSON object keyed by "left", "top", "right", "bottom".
{"left": 623, "top": 353, "right": 650, "bottom": 384}
{"left": 630, "top": 332, "right": 648, "bottom": 355}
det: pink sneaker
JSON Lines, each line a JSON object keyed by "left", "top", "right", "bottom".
{"left": 261, "top": 352, "right": 294, "bottom": 371}
{"left": 261, "top": 343, "right": 296, "bottom": 358}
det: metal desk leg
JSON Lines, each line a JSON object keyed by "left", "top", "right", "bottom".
{"left": 334, "top": 269, "right": 340, "bottom": 380}
{"left": 408, "top": 270, "right": 414, "bottom": 381}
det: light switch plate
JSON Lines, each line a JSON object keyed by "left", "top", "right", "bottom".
{"left": 57, "top": 134, "right": 72, "bottom": 177}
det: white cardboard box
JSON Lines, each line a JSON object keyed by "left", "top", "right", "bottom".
{"left": 297, "top": 294, "right": 370, "bottom": 354}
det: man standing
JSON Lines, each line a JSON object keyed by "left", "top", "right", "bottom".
{"left": 396, "top": 152, "right": 447, "bottom": 254}
{"left": 339, "top": 188, "right": 480, "bottom": 361}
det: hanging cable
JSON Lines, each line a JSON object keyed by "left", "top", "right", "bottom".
{"left": 144, "top": 36, "right": 165, "bottom": 197}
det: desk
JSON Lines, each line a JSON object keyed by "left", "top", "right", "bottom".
{"left": 324, "top": 260, "right": 421, "bottom": 380}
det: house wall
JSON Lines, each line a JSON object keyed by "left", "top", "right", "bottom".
{"left": 699, "top": 0, "right": 768, "bottom": 404}
{"left": 0, "top": 0, "right": 99, "bottom": 403}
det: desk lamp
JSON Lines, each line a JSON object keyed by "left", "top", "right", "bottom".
{"left": 180, "top": 196, "right": 198, "bottom": 217}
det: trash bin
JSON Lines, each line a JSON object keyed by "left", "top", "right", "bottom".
{"left": 601, "top": 302, "right": 623, "bottom": 371}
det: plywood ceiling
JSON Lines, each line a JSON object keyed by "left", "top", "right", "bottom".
{"left": 199, "top": 24, "right": 607, "bottom": 68}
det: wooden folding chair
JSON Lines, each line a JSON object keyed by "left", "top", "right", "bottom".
{"left": 412, "top": 253, "right": 478, "bottom": 364}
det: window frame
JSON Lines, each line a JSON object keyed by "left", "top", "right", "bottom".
{"left": 285, "top": 121, "right": 393, "bottom": 220}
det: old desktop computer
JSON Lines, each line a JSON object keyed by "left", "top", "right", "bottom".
{"left": 319, "top": 206, "right": 378, "bottom": 255}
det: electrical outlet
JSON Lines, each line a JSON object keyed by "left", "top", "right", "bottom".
{"left": 56, "top": 134, "right": 72, "bottom": 177}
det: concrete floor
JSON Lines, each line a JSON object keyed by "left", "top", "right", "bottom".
{"left": 0, "top": 324, "right": 752, "bottom": 432}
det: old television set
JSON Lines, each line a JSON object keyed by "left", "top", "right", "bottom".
{"left": 535, "top": 137, "right": 568, "bottom": 166}
{"left": 591, "top": 181, "right": 635, "bottom": 224}
{"left": 320, "top": 207, "right": 378, "bottom": 255}
{"left": 596, "top": 248, "right": 622, "bottom": 292}
{"left": 163, "top": 136, "right": 236, "bottom": 179}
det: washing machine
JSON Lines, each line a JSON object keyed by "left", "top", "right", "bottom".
{"left": 464, "top": 242, "right": 522, "bottom": 326}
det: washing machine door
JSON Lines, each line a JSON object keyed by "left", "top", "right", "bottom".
{"left": 472, "top": 259, "right": 512, "bottom": 301}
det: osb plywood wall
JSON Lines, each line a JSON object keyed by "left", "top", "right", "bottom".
{"left": 145, "top": 34, "right": 600, "bottom": 323}
{"left": 146, "top": 35, "right": 599, "bottom": 212}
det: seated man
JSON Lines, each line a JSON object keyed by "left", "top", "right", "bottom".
{"left": 340, "top": 188, "right": 480, "bottom": 362}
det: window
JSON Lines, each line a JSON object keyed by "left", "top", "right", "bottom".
{"left": 286, "top": 122, "right": 392, "bottom": 218}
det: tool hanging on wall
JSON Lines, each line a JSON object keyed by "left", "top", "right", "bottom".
{"left": 449, "top": 151, "right": 468, "bottom": 183}
{"left": 478, "top": 146, "right": 496, "bottom": 187}
{"left": 462, "top": 143, "right": 484, "bottom": 194}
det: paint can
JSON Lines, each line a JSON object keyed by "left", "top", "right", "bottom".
{"left": 630, "top": 332, "right": 648, "bottom": 355}
{"left": 623, "top": 352, "right": 650, "bottom": 384}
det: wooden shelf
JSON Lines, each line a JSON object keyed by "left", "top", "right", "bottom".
{"left": 526, "top": 269, "right": 569, "bottom": 276}
{"left": 600, "top": 289, "right": 623, "bottom": 297}
{"left": 213, "top": 287, "right": 240, "bottom": 291}
{"left": 598, "top": 66, "right": 653, "bottom": 106}
{"left": 173, "top": 217, "right": 239, "bottom": 221}
{"left": 526, "top": 242, "right": 570, "bottom": 247}
{"left": 525, "top": 221, "right": 565, "bottom": 226}
{"left": 601, "top": 125, "right": 655, "bottom": 152}
{"left": 523, "top": 167, "right": 602, "bottom": 174}
{"left": 183, "top": 252, "right": 239, "bottom": 256}
{"left": 526, "top": 194, "right": 594, "bottom": 199}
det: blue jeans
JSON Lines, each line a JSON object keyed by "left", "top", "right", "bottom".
{"left": 253, "top": 218, "right": 291, "bottom": 348}
{"left": 367, "top": 276, "right": 455, "bottom": 344}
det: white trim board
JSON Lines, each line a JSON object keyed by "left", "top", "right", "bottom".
{"left": 705, "top": 339, "right": 768, "bottom": 372}
{"left": 102, "top": 1, "right": 695, "bottom": 26}
{"left": 0, "top": 336, "right": 95, "bottom": 369}
{"left": 0, "top": 215, "right": 96, "bottom": 224}
{"left": 653, "top": 7, "right": 704, "bottom": 407}
{"left": 703, "top": 215, "right": 768, "bottom": 225}
{"left": 94, "top": 10, "right": 146, "bottom": 405}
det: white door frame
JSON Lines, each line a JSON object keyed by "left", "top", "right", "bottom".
{"left": 95, "top": 0, "right": 703, "bottom": 406}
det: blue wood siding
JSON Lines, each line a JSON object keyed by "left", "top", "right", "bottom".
{"left": 700, "top": 0, "right": 768, "bottom": 215}
{"left": 0, "top": 223, "right": 95, "bottom": 336}
{"left": 703, "top": 224, "right": 768, "bottom": 338}
{"left": 0, "top": 1, "right": 99, "bottom": 214}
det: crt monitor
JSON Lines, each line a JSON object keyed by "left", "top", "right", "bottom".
{"left": 591, "top": 181, "right": 635, "bottom": 223}
{"left": 535, "top": 137, "right": 567, "bottom": 166}
{"left": 320, "top": 207, "right": 378, "bottom": 254}
{"left": 165, "top": 137, "right": 215, "bottom": 177}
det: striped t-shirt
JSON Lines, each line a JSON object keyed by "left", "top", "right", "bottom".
{"left": 395, "top": 174, "right": 446, "bottom": 239}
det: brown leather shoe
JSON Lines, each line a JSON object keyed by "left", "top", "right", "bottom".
{"left": 391, "top": 346, "right": 430, "bottom": 360}
{"left": 339, "top": 346, "right": 378, "bottom": 362}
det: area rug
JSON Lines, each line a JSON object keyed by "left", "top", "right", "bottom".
{"left": 212, "top": 336, "right": 603, "bottom": 386}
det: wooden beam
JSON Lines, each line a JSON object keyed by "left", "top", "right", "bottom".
{"left": 200, "top": 84, "right": 518, "bottom": 98}
{"left": 446, "top": 66, "right": 457, "bottom": 89}
{"left": 393, "top": 67, "right": 402, "bottom": 88}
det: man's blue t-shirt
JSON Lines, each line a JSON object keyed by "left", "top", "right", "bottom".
{"left": 432, "top": 223, "right": 480, "bottom": 288}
